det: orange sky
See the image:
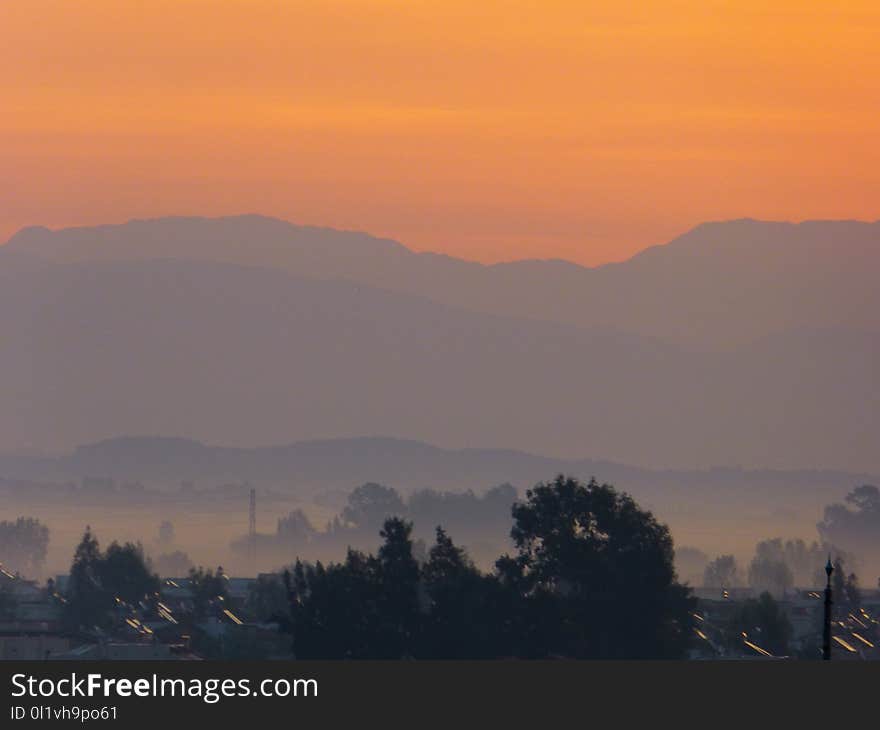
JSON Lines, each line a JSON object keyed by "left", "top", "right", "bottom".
{"left": 2, "top": 1, "right": 879, "bottom": 265}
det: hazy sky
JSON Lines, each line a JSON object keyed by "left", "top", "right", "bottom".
{"left": 2, "top": 1, "right": 879, "bottom": 264}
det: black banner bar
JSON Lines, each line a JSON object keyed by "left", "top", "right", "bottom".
{"left": 0, "top": 661, "right": 869, "bottom": 725}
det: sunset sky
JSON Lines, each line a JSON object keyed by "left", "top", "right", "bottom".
{"left": 2, "top": 1, "right": 879, "bottom": 265}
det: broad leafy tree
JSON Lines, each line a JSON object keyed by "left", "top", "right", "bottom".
{"left": 703, "top": 554, "right": 739, "bottom": 588}
{"left": 498, "top": 475, "right": 695, "bottom": 658}
{"left": 818, "top": 485, "right": 880, "bottom": 558}
{"left": 341, "top": 483, "right": 405, "bottom": 531}
{"left": 101, "top": 541, "right": 159, "bottom": 606}
{"left": 0, "top": 517, "right": 50, "bottom": 576}
{"left": 65, "top": 529, "right": 159, "bottom": 630}
{"left": 747, "top": 539, "right": 794, "bottom": 597}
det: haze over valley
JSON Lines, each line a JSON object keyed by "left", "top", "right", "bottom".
{"left": 3, "top": 215, "right": 877, "bottom": 470}
{"left": 1, "top": 215, "right": 877, "bottom": 581}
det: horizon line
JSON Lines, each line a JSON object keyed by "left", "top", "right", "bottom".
{"left": 4, "top": 213, "right": 879, "bottom": 271}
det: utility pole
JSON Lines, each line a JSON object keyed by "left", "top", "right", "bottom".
{"left": 823, "top": 556, "right": 834, "bottom": 661}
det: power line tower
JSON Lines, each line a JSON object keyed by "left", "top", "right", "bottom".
{"left": 248, "top": 486, "right": 257, "bottom": 573}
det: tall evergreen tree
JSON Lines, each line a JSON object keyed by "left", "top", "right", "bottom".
{"left": 65, "top": 527, "right": 112, "bottom": 630}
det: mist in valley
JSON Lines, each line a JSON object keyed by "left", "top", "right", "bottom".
{"left": 3, "top": 449, "right": 876, "bottom": 590}
{"left": 1, "top": 215, "right": 878, "bottom": 592}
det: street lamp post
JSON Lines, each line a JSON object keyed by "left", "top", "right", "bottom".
{"left": 822, "top": 557, "right": 833, "bottom": 661}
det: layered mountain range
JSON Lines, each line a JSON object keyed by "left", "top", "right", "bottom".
{"left": 1, "top": 215, "right": 877, "bottom": 471}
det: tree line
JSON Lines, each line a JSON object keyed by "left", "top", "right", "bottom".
{"left": 230, "top": 482, "right": 517, "bottom": 566}
{"left": 278, "top": 476, "right": 695, "bottom": 659}
{"left": 61, "top": 476, "right": 697, "bottom": 659}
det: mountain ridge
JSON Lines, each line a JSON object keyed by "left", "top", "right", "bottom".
{"left": 7, "top": 213, "right": 879, "bottom": 269}
{"left": 1, "top": 215, "right": 877, "bottom": 470}
{"left": 6, "top": 214, "right": 878, "bottom": 348}
{"left": 2, "top": 434, "right": 875, "bottom": 495}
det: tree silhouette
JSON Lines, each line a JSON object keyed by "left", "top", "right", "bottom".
{"left": 288, "top": 477, "right": 696, "bottom": 659}
{"left": 101, "top": 542, "right": 159, "bottom": 605}
{"left": 832, "top": 557, "right": 861, "bottom": 617}
{"left": 499, "top": 475, "right": 694, "bottom": 658}
{"left": 152, "top": 550, "right": 193, "bottom": 578}
{"left": 65, "top": 529, "right": 158, "bottom": 630}
{"left": 290, "top": 552, "right": 382, "bottom": 658}
{"left": 375, "top": 517, "right": 421, "bottom": 658}
{"left": 818, "top": 485, "right": 880, "bottom": 558}
{"left": 725, "top": 592, "right": 792, "bottom": 656}
{"left": 341, "top": 483, "right": 405, "bottom": 531}
{"left": 704, "top": 555, "right": 739, "bottom": 588}
{"left": 747, "top": 539, "right": 794, "bottom": 597}
{"left": 188, "top": 566, "right": 229, "bottom": 619}
{"left": 421, "top": 527, "right": 503, "bottom": 657}
{"left": 290, "top": 518, "right": 423, "bottom": 659}
{"left": 246, "top": 573, "right": 290, "bottom": 622}
{"left": 65, "top": 527, "right": 112, "bottom": 629}
{"left": 276, "top": 509, "right": 317, "bottom": 547}
{"left": 0, "top": 517, "right": 50, "bottom": 576}
{"left": 54, "top": 476, "right": 710, "bottom": 659}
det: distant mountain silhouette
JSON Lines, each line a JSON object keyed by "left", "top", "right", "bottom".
{"left": 7, "top": 215, "right": 879, "bottom": 347}
{"left": 1, "top": 216, "right": 877, "bottom": 470}
{"left": 1, "top": 434, "right": 874, "bottom": 501}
